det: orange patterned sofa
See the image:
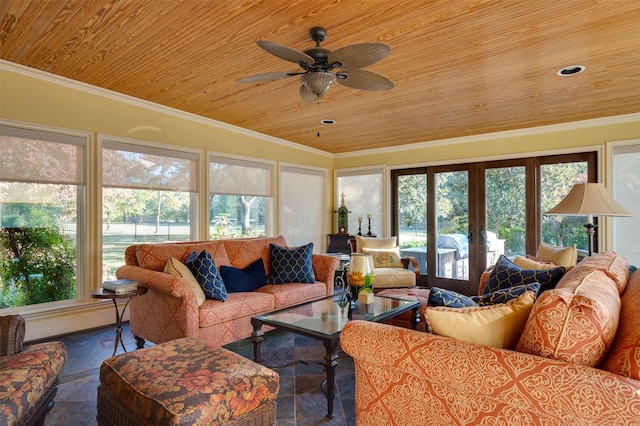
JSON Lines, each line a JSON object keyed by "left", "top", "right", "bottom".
{"left": 117, "top": 236, "right": 339, "bottom": 348}
{"left": 341, "top": 252, "right": 640, "bottom": 425}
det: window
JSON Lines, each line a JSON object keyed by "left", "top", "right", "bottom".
{"left": 392, "top": 152, "right": 596, "bottom": 291}
{"left": 611, "top": 142, "right": 640, "bottom": 265}
{"left": 101, "top": 138, "right": 199, "bottom": 280}
{"left": 279, "top": 165, "right": 326, "bottom": 250}
{"left": 1, "top": 124, "right": 86, "bottom": 307}
{"left": 209, "top": 156, "right": 273, "bottom": 239}
{"left": 336, "top": 168, "right": 384, "bottom": 237}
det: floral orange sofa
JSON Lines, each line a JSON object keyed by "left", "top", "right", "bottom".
{"left": 341, "top": 252, "right": 640, "bottom": 425}
{"left": 117, "top": 236, "right": 339, "bottom": 348}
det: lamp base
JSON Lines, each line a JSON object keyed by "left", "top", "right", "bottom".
{"left": 584, "top": 222, "right": 596, "bottom": 256}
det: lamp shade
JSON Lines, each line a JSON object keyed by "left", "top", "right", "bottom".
{"left": 546, "top": 183, "right": 633, "bottom": 218}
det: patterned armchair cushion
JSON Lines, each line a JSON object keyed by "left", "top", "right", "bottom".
{"left": 99, "top": 338, "right": 279, "bottom": 424}
{"left": 602, "top": 269, "right": 640, "bottom": 379}
{"left": 220, "top": 258, "right": 267, "bottom": 292}
{"left": 484, "top": 255, "right": 564, "bottom": 294}
{"left": 424, "top": 291, "right": 536, "bottom": 349}
{"left": 186, "top": 250, "right": 228, "bottom": 302}
{"left": 0, "top": 341, "right": 67, "bottom": 426}
{"left": 516, "top": 269, "right": 621, "bottom": 367}
{"left": 267, "top": 243, "right": 314, "bottom": 284}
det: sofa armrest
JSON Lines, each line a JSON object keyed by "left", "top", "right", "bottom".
{"left": 312, "top": 254, "right": 340, "bottom": 295}
{"left": 340, "top": 321, "right": 640, "bottom": 425}
{"left": 116, "top": 264, "right": 199, "bottom": 304}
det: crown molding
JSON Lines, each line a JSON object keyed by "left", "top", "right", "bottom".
{"left": 0, "top": 60, "right": 332, "bottom": 158}
{"left": 335, "top": 113, "right": 640, "bottom": 159}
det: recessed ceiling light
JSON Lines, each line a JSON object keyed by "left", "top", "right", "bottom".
{"left": 557, "top": 65, "right": 585, "bottom": 76}
{"left": 321, "top": 119, "right": 336, "bottom": 125}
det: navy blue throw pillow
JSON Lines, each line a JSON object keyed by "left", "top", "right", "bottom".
{"left": 267, "top": 243, "right": 315, "bottom": 284}
{"left": 428, "top": 287, "right": 477, "bottom": 308}
{"left": 220, "top": 259, "right": 267, "bottom": 293}
{"left": 484, "top": 255, "right": 564, "bottom": 295}
{"left": 185, "top": 250, "right": 227, "bottom": 302}
{"left": 472, "top": 282, "right": 541, "bottom": 306}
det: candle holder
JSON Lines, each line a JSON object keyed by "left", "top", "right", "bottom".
{"left": 365, "top": 216, "right": 376, "bottom": 237}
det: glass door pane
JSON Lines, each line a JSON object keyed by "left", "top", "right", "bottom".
{"left": 485, "top": 166, "right": 526, "bottom": 264}
{"left": 397, "top": 173, "right": 427, "bottom": 275}
{"left": 435, "top": 170, "right": 469, "bottom": 279}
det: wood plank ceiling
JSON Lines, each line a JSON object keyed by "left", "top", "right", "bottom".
{"left": 1, "top": 0, "right": 639, "bottom": 154}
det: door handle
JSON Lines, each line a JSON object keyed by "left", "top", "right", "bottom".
{"left": 468, "top": 225, "right": 473, "bottom": 244}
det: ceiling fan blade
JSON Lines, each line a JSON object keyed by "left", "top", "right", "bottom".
{"left": 337, "top": 69, "right": 395, "bottom": 91}
{"left": 236, "top": 72, "right": 300, "bottom": 83}
{"left": 328, "top": 43, "right": 391, "bottom": 69}
{"left": 299, "top": 84, "right": 322, "bottom": 103}
{"left": 257, "top": 40, "right": 314, "bottom": 65}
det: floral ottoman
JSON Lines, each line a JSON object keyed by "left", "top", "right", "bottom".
{"left": 97, "top": 337, "right": 279, "bottom": 426}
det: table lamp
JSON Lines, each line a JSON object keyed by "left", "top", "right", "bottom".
{"left": 546, "top": 183, "right": 633, "bottom": 256}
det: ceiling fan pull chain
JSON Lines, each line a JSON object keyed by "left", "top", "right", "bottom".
{"left": 316, "top": 99, "right": 321, "bottom": 137}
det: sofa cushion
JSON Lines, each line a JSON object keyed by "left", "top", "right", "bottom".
{"left": 267, "top": 243, "right": 314, "bottom": 284}
{"left": 220, "top": 259, "right": 267, "bottom": 293}
{"left": 257, "top": 282, "right": 328, "bottom": 308}
{"left": 362, "top": 247, "right": 404, "bottom": 268}
{"left": 222, "top": 236, "right": 287, "bottom": 276}
{"left": 355, "top": 235, "right": 397, "bottom": 253}
{"left": 164, "top": 257, "right": 206, "bottom": 306}
{"left": 424, "top": 291, "right": 536, "bottom": 349}
{"left": 484, "top": 255, "right": 564, "bottom": 294}
{"left": 516, "top": 269, "right": 621, "bottom": 367}
{"left": 186, "top": 250, "right": 228, "bottom": 302}
{"left": 558, "top": 251, "right": 628, "bottom": 294}
{"left": 198, "top": 292, "right": 275, "bottom": 327}
{"left": 429, "top": 283, "right": 541, "bottom": 308}
{"left": 535, "top": 242, "right": 578, "bottom": 268}
{"left": 135, "top": 240, "right": 231, "bottom": 271}
{"left": 602, "top": 269, "right": 640, "bottom": 379}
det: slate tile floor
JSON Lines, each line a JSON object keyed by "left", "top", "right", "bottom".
{"left": 41, "top": 322, "right": 355, "bottom": 425}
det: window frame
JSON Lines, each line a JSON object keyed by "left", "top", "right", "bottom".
{"left": 0, "top": 120, "right": 91, "bottom": 311}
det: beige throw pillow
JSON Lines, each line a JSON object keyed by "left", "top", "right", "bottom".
{"left": 164, "top": 257, "right": 206, "bottom": 306}
{"left": 355, "top": 235, "right": 397, "bottom": 253}
{"left": 536, "top": 242, "right": 578, "bottom": 268}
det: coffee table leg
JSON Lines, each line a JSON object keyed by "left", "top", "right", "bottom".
{"left": 251, "top": 321, "right": 264, "bottom": 363}
{"left": 323, "top": 340, "right": 339, "bottom": 418}
{"left": 411, "top": 306, "right": 421, "bottom": 330}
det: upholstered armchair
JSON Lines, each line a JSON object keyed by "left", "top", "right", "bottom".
{"left": 0, "top": 314, "right": 68, "bottom": 426}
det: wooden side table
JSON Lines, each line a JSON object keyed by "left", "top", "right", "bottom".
{"left": 90, "top": 287, "right": 147, "bottom": 357}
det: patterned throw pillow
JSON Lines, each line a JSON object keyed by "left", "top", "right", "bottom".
{"left": 220, "top": 259, "right": 267, "bottom": 293}
{"left": 484, "top": 255, "right": 564, "bottom": 295}
{"left": 267, "top": 243, "right": 315, "bottom": 284}
{"left": 185, "top": 250, "right": 227, "bottom": 301}
{"left": 473, "top": 282, "right": 540, "bottom": 305}
{"left": 428, "top": 288, "right": 476, "bottom": 308}
{"left": 428, "top": 283, "right": 541, "bottom": 308}
{"left": 362, "top": 247, "right": 403, "bottom": 268}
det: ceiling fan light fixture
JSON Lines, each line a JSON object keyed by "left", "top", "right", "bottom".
{"left": 300, "top": 71, "right": 337, "bottom": 96}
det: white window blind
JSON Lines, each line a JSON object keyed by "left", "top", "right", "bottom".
{"left": 0, "top": 125, "right": 85, "bottom": 185}
{"left": 612, "top": 143, "right": 640, "bottom": 265}
{"left": 280, "top": 165, "right": 325, "bottom": 249}
{"left": 102, "top": 141, "right": 198, "bottom": 192}
{"left": 209, "top": 156, "right": 273, "bottom": 196}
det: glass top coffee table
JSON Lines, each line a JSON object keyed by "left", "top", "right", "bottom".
{"left": 251, "top": 292, "right": 420, "bottom": 418}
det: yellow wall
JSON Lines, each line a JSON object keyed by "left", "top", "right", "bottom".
{"left": 1, "top": 63, "right": 639, "bottom": 340}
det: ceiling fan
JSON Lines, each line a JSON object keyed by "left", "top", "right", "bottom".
{"left": 237, "top": 27, "right": 395, "bottom": 102}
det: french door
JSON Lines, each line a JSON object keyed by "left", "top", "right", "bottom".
{"left": 392, "top": 152, "right": 596, "bottom": 295}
